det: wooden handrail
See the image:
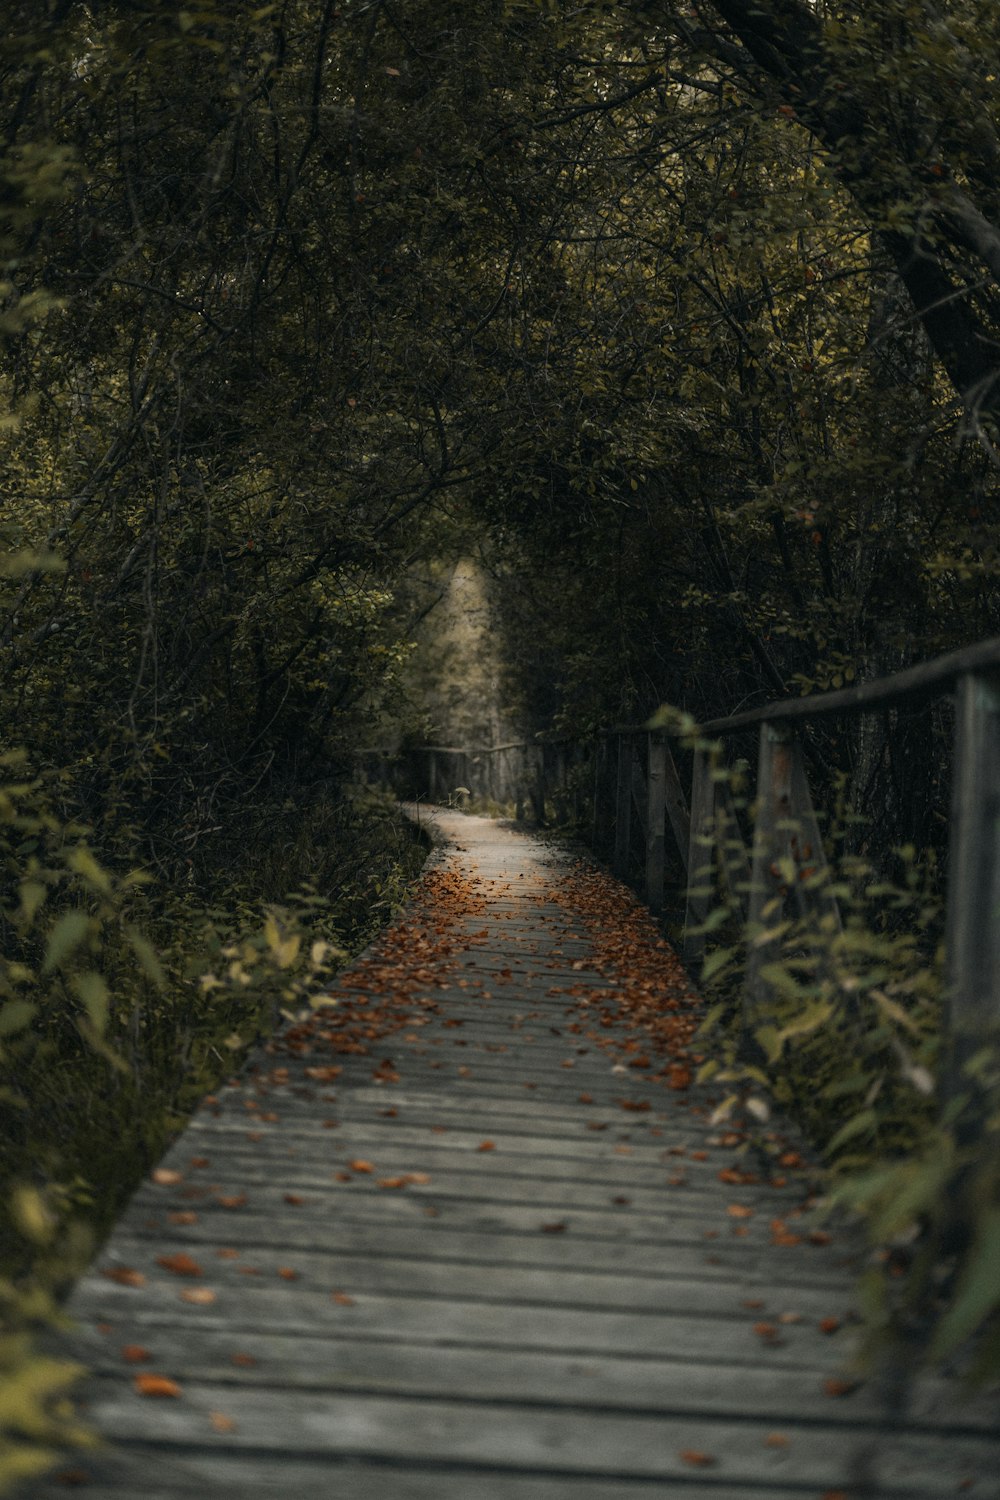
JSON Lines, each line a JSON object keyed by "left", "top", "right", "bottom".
{"left": 597, "top": 635, "right": 1000, "bottom": 741}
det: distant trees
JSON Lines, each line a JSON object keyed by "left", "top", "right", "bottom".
{"left": 2, "top": 0, "right": 998, "bottom": 847}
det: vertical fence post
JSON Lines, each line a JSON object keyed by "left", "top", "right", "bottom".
{"left": 531, "top": 743, "right": 546, "bottom": 824}
{"left": 786, "top": 738, "right": 841, "bottom": 931}
{"left": 613, "top": 735, "right": 632, "bottom": 879}
{"left": 745, "top": 723, "right": 794, "bottom": 1025}
{"left": 663, "top": 741, "right": 691, "bottom": 875}
{"left": 646, "top": 731, "right": 667, "bottom": 916}
{"left": 944, "top": 670, "right": 1000, "bottom": 1096}
{"left": 683, "top": 747, "right": 714, "bottom": 965}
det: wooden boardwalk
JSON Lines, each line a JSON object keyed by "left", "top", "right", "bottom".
{"left": 34, "top": 812, "right": 999, "bottom": 1498}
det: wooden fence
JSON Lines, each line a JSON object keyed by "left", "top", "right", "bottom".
{"left": 383, "top": 635, "right": 1000, "bottom": 1094}
{"left": 374, "top": 739, "right": 587, "bottom": 824}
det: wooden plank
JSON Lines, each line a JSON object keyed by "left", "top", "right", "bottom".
{"left": 116, "top": 1213, "right": 856, "bottom": 1289}
{"left": 645, "top": 733, "right": 667, "bottom": 915}
{"left": 37, "top": 1383, "right": 1000, "bottom": 1493}
{"left": 661, "top": 739, "right": 690, "bottom": 871}
{"left": 612, "top": 736, "right": 632, "bottom": 878}
{"left": 745, "top": 723, "right": 793, "bottom": 1026}
{"left": 944, "top": 668, "right": 1000, "bottom": 1093}
{"left": 682, "top": 747, "right": 713, "bottom": 963}
{"left": 26, "top": 1450, "right": 890, "bottom": 1500}
{"left": 65, "top": 1326, "right": 993, "bottom": 1433}
{"left": 714, "top": 780, "right": 752, "bottom": 918}
{"left": 95, "top": 1241, "right": 857, "bottom": 1323}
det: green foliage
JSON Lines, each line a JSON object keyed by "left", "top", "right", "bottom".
{"left": 669, "top": 717, "right": 1000, "bottom": 1386}
{"left": 0, "top": 763, "right": 425, "bottom": 1492}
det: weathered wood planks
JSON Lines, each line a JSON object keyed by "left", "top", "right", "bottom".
{"left": 28, "top": 812, "right": 1000, "bottom": 1498}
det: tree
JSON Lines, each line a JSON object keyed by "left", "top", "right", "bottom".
{"left": 648, "top": 0, "right": 1000, "bottom": 433}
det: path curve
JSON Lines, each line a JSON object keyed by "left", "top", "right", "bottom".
{"left": 33, "top": 812, "right": 998, "bottom": 1497}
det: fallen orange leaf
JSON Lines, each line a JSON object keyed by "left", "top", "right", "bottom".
{"left": 180, "top": 1287, "right": 217, "bottom": 1305}
{"left": 101, "top": 1266, "right": 145, "bottom": 1288}
{"left": 157, "top": 1253, "right": 202, "bottom": 1277}
{"left": 120, "top": 1345, "right": 151, "bottom": 1363}
{"left": 151, "top": 1168, "right": 182, "bottom": 1186}
{"left": 134, "top": 1374, "right": 181, "bottom": 1398}
{"left": 823, "top": 1377, "right": 858, "bottom": 1398}
{"left": 678, "top": 1450, "right": 715, "bottom": 1467}
{"left": 209, "top": 1411, "right": 237, "bottom": 1433}
{"left": 477, "top": 1140, "right": 496, "bottom": 1152}
{"left": 331, "top": 1290, "right": 355, "bottom": 1305}
{"left": 349, "top": 1160, "right": 374, "bottom": 1174}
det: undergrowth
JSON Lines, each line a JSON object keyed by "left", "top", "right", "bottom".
{"left": 654, "top": 709, "right": 1000, "bottom": 1391}
{"left": 0, "top": 764, "right": 426, "bottom": 1491}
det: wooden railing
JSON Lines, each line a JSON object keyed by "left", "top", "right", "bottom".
{"left": 375, "top": 738, "right": 585, "bottom": 824}
{"left": 382, "top": 635, "right": 1000, "bottom": 1095}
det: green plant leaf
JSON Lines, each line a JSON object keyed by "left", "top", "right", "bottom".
{"left": 71, "top": 972, "right": 109, "bottom": 1034}
{"left": 42, "top": 911, "right": 91, "bottom": 974}
{"left": 930, "top": 1208, "right": 1000, "bottom": 1361}
{"left": 825, "top": 1107, "right": 877, "bottom": 1155}
{"left": 0, "top": 1001, "right": 36, "bottom": 1037}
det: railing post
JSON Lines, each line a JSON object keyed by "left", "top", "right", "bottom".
{"left": 745, "top": 723, "right": 794, "bottom": 1024}
{"left": 744, "top": 725, "right": 840, "bottom": 1024}
{"left": 944, "top": 670, "right": 1000, "bottom": 1096}
{"left": 683, "top": 747, "right": 714, "bottom": 964}
{"left": 613, "top": 735, "right": 632, "bottom": 879}
{"left": 662, "top": 741, "right": 691, "bottom": 874}
{"left": 646, "top": 732, "right": 667, "bottom": 917}
{"left": 530, "top": 743, "right": 546, "bottom": 824}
